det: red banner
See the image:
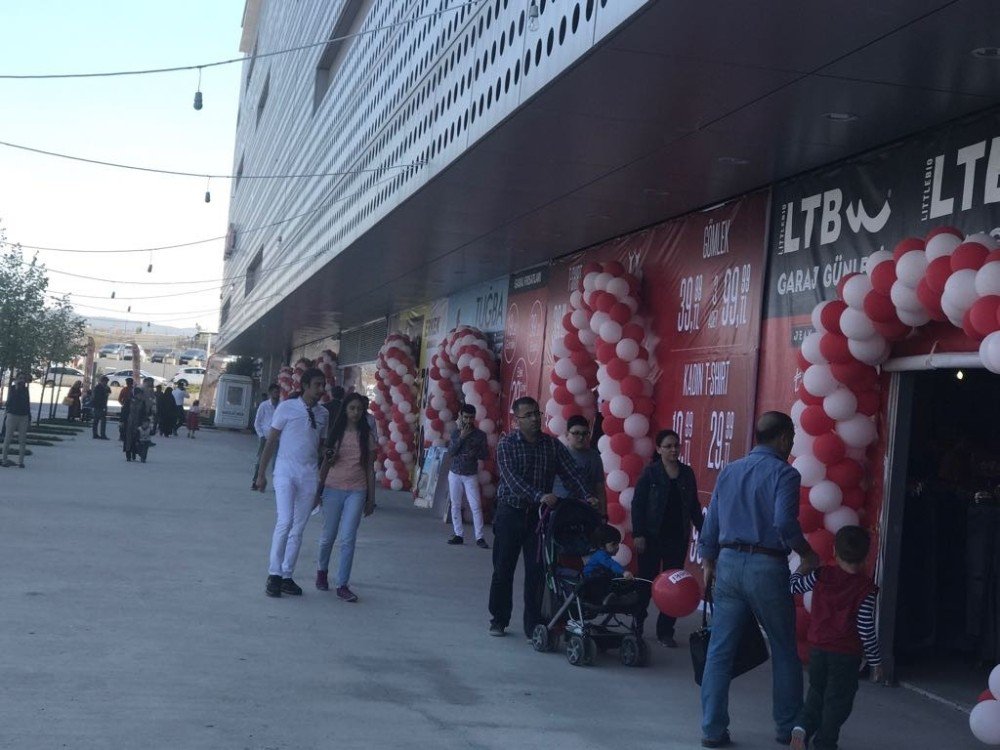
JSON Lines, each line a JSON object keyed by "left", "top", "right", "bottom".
{"left": 500, "top": 266, "right": 548, "bottom": 432}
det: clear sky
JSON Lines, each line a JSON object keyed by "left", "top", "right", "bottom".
{"left": 0, "top": 0, "right": 246, "bottom": 333}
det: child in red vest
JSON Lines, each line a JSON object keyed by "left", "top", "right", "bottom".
{"left": 789, "top": 525, "right": 882, "bottom": 750}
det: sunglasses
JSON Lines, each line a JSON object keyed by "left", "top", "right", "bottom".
{"left": 307, "top": 406, "right": 317, "bottom": 430}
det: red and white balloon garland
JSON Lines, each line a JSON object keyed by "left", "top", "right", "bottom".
{"left": 546, "top": 260, "right": 655, "bottom": 568}
{"left": 317, "top": 349, "right": 339, "bottom": 403}
{"left": 423, "top": 326, "right": 502, "bottom": 502}
{"left": 371, "top": 334, "right": 418, "bottom": 491}
{"left": 277, "top": 365, "right": 295, "bottom": 400}
{"left": 972, "top": 666, "right": 1000, "bottom": 745}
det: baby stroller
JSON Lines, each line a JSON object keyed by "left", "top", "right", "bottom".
{"left": 530, "top": 499, "right": 650, "bottom": 667}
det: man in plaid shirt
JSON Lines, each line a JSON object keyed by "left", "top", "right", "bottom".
{"left": 488, "top": 396, "right": 597, "bottom": 638}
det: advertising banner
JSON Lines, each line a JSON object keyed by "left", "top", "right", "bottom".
{"left": 446, "top": 274, "right": 509, "bottom": 360}
{"left": 421, "top": 298, "right": 449, "bottom": 367}
{"left": 544, "top": 191, "right": 771, "bottom": 566}
{"left": 500, "top": 265, "right": 549, "bottom": 432}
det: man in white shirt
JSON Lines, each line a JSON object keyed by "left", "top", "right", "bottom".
{"left": 254, "top": 369, "right": 328, "bottom": 598}
{"left": 251, "top": 383, "right": 281, "bottom": 488}
{"left": 171, "top": 384, "right": 187, "bottom": 436}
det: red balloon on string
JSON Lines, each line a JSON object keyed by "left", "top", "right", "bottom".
{"left": 553, "top": 386, "right": 573, "bottom": 405}
{"left": 806, "top": 529, "right": 835, "bottom": 563}
{"left": 622, "top": 322, "right": 645, "bottom": 342}
{"left": 978, "top": 690, "right": 996, "bottom": 704}
{"left": 872, "top": 317, "right": 910, "bottom": 342}
{"left": 564, "top": 333, "right": 585, "bottom": 352}
{"left": 620, "top": 375, "right": 644, "bottom": 398}
{"left": 842, "top": 487, "right": 866, "bottom": 511}
{"left": 621, "top": 454, "right": 645, "bottom": 481}
{"left": 609, "top": 302, "right": 632, "bottom": 325}
{"left": 582, "top": 262, "right": 603, "bottom": 277}
{"left": 813, "top": 433, "right": 847, "bottom": 465}
{"left": 633, "top": 396, "right": 655, "bottom": 417}
{"left": 968, "top": 295, "right": 1000, "bottom": 338}
{"left": 950, "top": 241, "right": 989, "bottom": 272}
{"left": 607, "top": 502, "right": 627, "bottom": 525}
{"left": 892, "top": 237, "right": 925, "bottom": 262}
{"left": 602, "top": 415, "right": 624, "bottom": 435}
{"left": 855, "top": 390, "right": 880, "bottom": 416}
{"left": 831, "top": 361, "right": 878, "bottom": 390}
{"left": 797, "top": 383, "right": 824, "bottom": 406}
{"left": 925, "top": 256, "right": 953, "bottom": 294}
{"left": 863, "top": 291, "right": 898, "bottom": 324}
{"left": 916, "top": 279, "right": 947, "bottom": 321}
{"left": 604, "top": 260, "right": 626, "bottom": 277}
{"left": 819, "top": 333, "right": 852, "bottom": 364}
{"left": 827, "top": 458, "right": 864, "bottom": 489}
{"left": 596, "top": 341, "right": 617, "bottom": 364}
{"left": 610, "top": 432, "right": 633, "bottom": 456}
{"left": 607, "top": 358, "right": 630, "bottom": 380}
{"left": 820, "top": 300, "right": 848, "bottom": 334}
{"left": 801, "top": 405, "right": 835, "bottom": 436}
{"left": 652, "top": 569, "right": 702, "bottom": 618}
{"left": 799, "top": 503, "right": 825, "bottom": 534}
{"left": 869, "top": 261, "right": 897, "bottom": 296}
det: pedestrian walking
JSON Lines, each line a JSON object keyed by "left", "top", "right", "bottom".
{"left": 172, "top": 383, "right": 186, "bottom": 435}
{"left": 157, "top": 387, "right": 175, "bottom": 437}
{"left": 252, "top": 383, "right": 280, "bottom": 488}
{"left": 632, "top": 428, "right": 703, "bottom": 646}
{"left": 117, "top": 377, "right": 134, "bottom": 443}
{"left": 185, "top": 400, "right": 200, "bottom": 437}
{"left": 254, "top": 367, "right": 328, "bottom": 598}
{"left": 1, "top": 372, "right": 31, "bottom": 468}
{"left": 91, "top": 376, "right": 110, "bottom": 439}
{"left": 697, "top": 412, "right": 820, "bottom": 748}
{"left": 790, "top": 526, "right": 882, "bottom": 750}
{"left": 446, "top": 404, "right": 489, "bottom": 547}
{"left": 123, "top": 377, "right": 156, "bottom": 463}
{"left": 488, "top": 396, "right": 595, "bottom": 638}
{"left": 314, "top": 392, "right": 376, "bottom": 601}
{"left": 67, "top": 380, "right": 83, "bottom": 422}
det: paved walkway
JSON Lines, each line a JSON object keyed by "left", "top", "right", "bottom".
{"left": 0, "top": 426, "right": 979, "bottom": 749}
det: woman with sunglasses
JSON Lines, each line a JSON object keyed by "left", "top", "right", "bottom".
{"left": 631, "top": 428, "right": 704, "bottom": 646}
{"left": 314, "top": 392, "right": 376, "bottom": 602}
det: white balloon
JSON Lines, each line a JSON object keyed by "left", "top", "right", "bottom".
{"left": 599, "top": 379, "right": 621, "bottom": 399}
{"left": 582, "top": 273, "right": 598, "bottom": 292}
{"left": 597, "top": 435, "right": 611, "bottom": 454}
{"left": 398, "top": 401, "right": 412, "bottom": 414}
{"left": 548, "top": 416, "right": 567, "bottom": 435}
{"left": 606, "top": 469, "right": 630, "bottom": 492}
{"left": 565, "top": 375, "right": 588, "bottom": 395}
{"left": 896, "top": 306, "right": 931, "bottom": 327}
{"left": 894, "top": 249, "right": 927, "bottom": 287}
{"left": 823, "top": 388, "right": 858, "bottom": 421}
{"left": 578, "top": 329, "right": 597, "bottom": 348}
{"left": 574, "top": 393, "right": 594, "bottom": 408}
{"left": 609, "top": 394, "right": 634, "bottom": 419}
{"left": 628, "top": 359, "right": 651, "bottom": 378}
{"left": 942, "top": 268, "right": 978, "bottom": 313}
{"left": 809, "top": 481, "right": 843, "bottom": 513}
{"left": 394, "top": 441, "right": 407, "bottom": 453}
{"left": 619, "top": 487, "right": 634, "bottom": 506}
{"left": 842, "top": 274, "right": 873, "bottom": 310}
{"left": 554, "top": 358, "right": 576, "bottom": 380}
{"left": 570, "top": 309, "right": 590, "bottom": 331}
{"left": 791, "top": 431, "right": 815, "bottom": 458}
{"left": 606, "top": 276, "right": 630, "bottom": 300}
{"left": 980, "top": 331, "right": 1000, "bottom": 375}
{"left": 823, "top": 506, "right": 859, "bottom": 534}
{"left": 599, "top": 320, "right": 623, "bottom": 343}
{"left": 430, "top": 395, "right": 446, "bottom": 410}
{"left": 839, "top": 307, "right": 877, "bottom": 341}
{"left": 803, "top": 364, "right": 839, "bottom": 398}
{"left": 475, "top": 405, "right": 487, "bottom": 421}
{"left": 590, "top": 310, "right": 610, "bottom": 334}
{"left": 623, "top": 413, "right": 650, "bottom": 438}
{"left": 390, "top": 478, "right": 403, "bottom": 490}
{"left": 633, "top": 436, "right": 654, "bottom": 458}
{"left": 970, "top": 700, "right": 1000, "bottom": 745}
{"left": 925, "top": 231, "right": 962, "bottom": 261}
{"left": 836, "top": 414, "right": 878, "bottom": 448}
{"left": 602, "top": 451, "right": 621, "bottom": 472}
{"left": 594, "top": 272, "right": 613, "bottom": 291}
{"left": 439, "top": 408, "right": 453, "bottom": 422}
{"left": 848, "top": 335, "right": 889, "bottom": 366}
{"left": 457, "top": 353, "right": 473, "bottom": 369}
{"left": 616, "top": 338, "right": 640, "bottom": 362}
{"left": 990, "top": 664, "right": 1000, "bottom": 700}
{"left": 793, "top": 454, "right": 826, "bottom": 487}
{"left": 965, "top": 232, "right": 999, "bottom": 250}
{"left": 975, "top": 261, "right": 1000, "bottom": 297}
{"left": 473, "top": 366, "right": 491, "bottom": 381}
{"left": 613, "top": 543, "right": 633, "bottom": 567}
{"left": 889, "top": 279, "right": 924, "bottom": 313}
{"left": 790, "top": 400, "right": 807, "bottom": 428}
{"left": 800, "top": 332, "right": 827, "bottom": 365}
{"left": 864, "top": 250, "right": 894, "bottom": 279}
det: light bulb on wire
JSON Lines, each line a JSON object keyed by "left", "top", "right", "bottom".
{"left": 193, "top": 66, "right": 204, "bottom": 110}
{"left": 204, "top": 176, "right": 211, "bottom": 203}
{"left": 957, "top": 369, "right": 965, "bottom": 380}
{"left": 528, "top": 0, "right": 540, "bottom": 31}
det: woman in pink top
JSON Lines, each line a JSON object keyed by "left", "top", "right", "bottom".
{"left": 314, "top": 393, "right": 376, "bottom": 601}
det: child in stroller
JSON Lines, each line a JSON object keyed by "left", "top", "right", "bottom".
{"left": 530, "top": 500, "right": 650, "bottom": 667}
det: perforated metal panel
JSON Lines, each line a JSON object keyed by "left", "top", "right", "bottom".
{"left": 338, "top": 318, "right": 389, "bottom": 366}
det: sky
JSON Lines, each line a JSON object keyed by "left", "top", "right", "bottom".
{"left": 0, "top": 1, "right": 247, "bottom": 333}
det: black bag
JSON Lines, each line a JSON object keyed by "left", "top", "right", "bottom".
{"left": 690, "top": 602, "right": 770, "bottom": 686}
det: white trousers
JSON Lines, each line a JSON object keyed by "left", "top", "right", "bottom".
{"left": 269, "top": 464, "right": 317, "bottom": 577}
{"left": 448, "top": 470, "right": 484, "bottom": 540}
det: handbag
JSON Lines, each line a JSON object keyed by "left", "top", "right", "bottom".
{"left": 690, "top": 601, "right": 770, "bottom": 686}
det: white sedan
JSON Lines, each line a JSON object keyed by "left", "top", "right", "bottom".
{"left": 171, "top": 367, "right": 206, "bottom": 388}
{"left": 107, "top": 370, "right": 166, "bottom": 388}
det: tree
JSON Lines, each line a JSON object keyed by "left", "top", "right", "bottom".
{"left": 225, "top": 356, "right": 257, "bottom": 377}
{"left": 0, "top": 238, "right": 49, "bottom": 386}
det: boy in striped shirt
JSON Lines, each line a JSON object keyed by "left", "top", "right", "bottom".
{"left": 789, "top": 525, "right": 882, "bottom": 750}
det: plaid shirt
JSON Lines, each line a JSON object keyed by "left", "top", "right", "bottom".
{"left": 496, "top": 430, "right": 590, "bottom": 509}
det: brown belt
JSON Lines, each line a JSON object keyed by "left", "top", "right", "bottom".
{"left": 721, "top": 542, "right": 787, "bottom": 558}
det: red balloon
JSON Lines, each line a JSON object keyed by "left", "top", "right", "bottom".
{"left": 439, "top": 378, "right": 454, "bottom": 390}
{"left": 604, "top": 260, "right": 626, "bottom": 277}
{"left": 605, "top": 489, "right": 620, "bottom": 506}
{"left": 831, "top": 361, "right": 878, "bottom": 390}
{"left": 872, "top": 318, "right": 910, "bottom": 341}
{"left": 596, "top": 341, "right": 617, "bottom": 364}
{"left": 606, "top": 358, "right": 629, "bottom": 380}
{"left": 607, "top": 502, "right": 627, "bottom": 525}
{"left": 869, "top": 261, "right": 897, "bottom": 296}
{"left": 550, "top": 373, "right": 566, "bottom": 388}
{"left": 570, "top": 350, "right": 592, "bottom": 368}
{"left": 561, "top": 312, "right": 574, "bottom": 331}
{"left": 820, "top": 300, "right": 848, "bottom": 334}
{"left": 950, "top": 241, "right": 989, "bottom": 272}
{"left": 621, "top": 453, "right": 645, "bottom": 480}
{"left": 892, "top": 237, "right": 925, "bottom": 262}
{"left": 609, "top": 302, "right": 632, "bottom": 325}
{"left": 842, "top": 487, "right": 866, "bottom": 511}
{"left": 855, "top": 389, "right": 880, "bottom": 416}
{"left": 474, "top": 379, "right": 491, "bottom": 394}
{"left": 827, "top": 458, "right": 864, "bottom": 489}
{"left": 801, "top": 405, "right": 835, "bottom": 436}
{"left": 962, "top": 308, "right": 980, "bottom": 340}
{"left": 799, "top": 503, "right": 825, "bottom": 534}
{"left": 925, "top": 256, "right": 953, "bottom": 294}
{"left": 582, "top": 261, "right": 603, "bottom": 277}
{"left": 819, "top": 333, "right": 852, "bottom": 364}
{"left": 594, "top": 290, "right": 616, "bottom": 313}
{"left": 925, "top": 225, "right": 962, "bottom": 241}
{"left": 978, "top": 690, "right": 996, "bottom": 704}
{"left": 836, "top": 272, "right": 859, "bottom": 301}
{"left": 460, "top": 366, "right": 474, "bottom": 381}
{"left": 564, "top": 333, "right": 585, "bottom": 352}
{"left": 796, "top": 349, "right": 811, "bottom": 372}
{"left": 806, "top": 529, "right": 835, "bottom": 563}
{"left": 620, "top": 375, "right": 644, "bottom": 399}
{"left": 863, "top": 291, "right": 898, "bottom": 324}
{"left": 610, "top": 432, "right": 633, "bottom": 456}
{"left": 968, "top": 295, "right": 1000, "bottom": 338}
{"left": 622, "top": 322, "right": 645, "bottom": 342}
{"left": 425, "top": 407, "right": 439, "bottom": 421}
{"left": 561, "top": 404, "right": 579, "bottom": 420}
{"left": 431, "top": 418, "right": 444, "bottom": 432}
{"left": 652, "top": 569, "right": 702, "bottom": 618}
{"left": 552, "top": 386, "right": 573, "bottom": 405}
{"left": 628, "top": 276, "right": 641, "bottom": 298}
{"left": 916, "top": 279, "right": 947, "bottom": 321}
{"left": 632, "top": 396, "right": 655, "bottom": 418}
{"left": 603, "top": 415, "right": 625, "bottom": 435}
{"left": 599, "top": 400, "right": 612, "bottom": 419}
{"left": 814, "top": 433, "right": 847, "bottom": 465}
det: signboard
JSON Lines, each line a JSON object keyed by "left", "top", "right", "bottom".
{"left": 414, "top": 445, "right": 449, "bottom": 510}
{"left": 446, "top": 274, "right": 509, "bottom": 360}
{"left": 500, "top": 265, "right": 548, "bottom": 432}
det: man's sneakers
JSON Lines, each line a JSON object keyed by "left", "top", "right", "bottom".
{"left": 336, "top": 585, "right": 359, "bottom": 602}
{"left": 488, "top": 622, "right": 506, "bottom": 637}
{"left": 447, "top": 535, "right": 464, "bottom": 545}
{"left": 790, "top": 727, "right": 807, "bottom": 750}
{"left": 281, "top": 578, "right": 303, "bottom": 596}
{"left": 315, "top": 570, "right": 329, "bottom": 591}
{"left": 476, "top": 538, "right": 489, "bottom": 549}
{"left": 265, "top": 575, "right": 282, "bottom": 598}
{"left": 701, "top": 732, "right": 731, "bottom": 748}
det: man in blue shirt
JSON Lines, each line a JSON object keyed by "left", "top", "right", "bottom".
{"left": 698, "top": 412, "right": 819, "bottom": 748}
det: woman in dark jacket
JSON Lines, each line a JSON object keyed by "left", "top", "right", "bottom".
{"left": 631, "top": 428, "right": 703, "bottom": 646}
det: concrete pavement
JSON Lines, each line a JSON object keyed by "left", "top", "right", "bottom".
{"left": 0, "top": 427, "right": 979, "bottom": 749}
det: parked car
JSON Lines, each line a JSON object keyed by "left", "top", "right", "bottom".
{"left": 121, "top": 344, "right": 147, "bottom": 361}
{"left": 98, "top": 343, "right": 127, "bottom": 359}
{"left": 44, "top": 366, "right": 86, "bottom": 387}
{"left": 107, "top": 369, "right": 166, "bottom": 387}
{"left": 150, "top": 347, "right": 175, "bottom": 363}
{"left": 171, "top": 367, "right": 206, "bottom": 388}
{"left": 178, "top": 348, "right": 208, "bottom": 365}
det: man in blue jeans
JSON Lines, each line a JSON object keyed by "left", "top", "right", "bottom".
{"left": 697, "top": 411, "right": 819, "bottom": 748}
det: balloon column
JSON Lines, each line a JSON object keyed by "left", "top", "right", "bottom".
{"left": 371, "top": 335, "right": 418, "bottom": 491}
{"left": 422, "top": 325, "right": 502, "bottom": 503}
{"left": 291, "top": 358, "right": 313, "bottom": 396}
{"left": 277, "top": 365, "right": 295, "bottom": 400}
{"left": 317, "top": 349, "right": 339, "bottom": 403}
{"left": 971, "top": 667, "right": 1000, "bottom": 745}
{"left": 547, "top": 261, "right": 654, "bottom": 568}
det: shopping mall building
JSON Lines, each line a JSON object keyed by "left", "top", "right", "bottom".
{"left": 220, "top": 0, "right": 1000, "bottom": 701}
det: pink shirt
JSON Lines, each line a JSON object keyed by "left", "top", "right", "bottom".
{"left": 324, "top": 430, "right": 375, "bottom": 490}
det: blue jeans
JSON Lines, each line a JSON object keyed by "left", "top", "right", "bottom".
{"left": 316, "top": 487, "right": 366, "bottom": 587}
{"left": 701, "top": 548, "right": 802, "bottom": 740}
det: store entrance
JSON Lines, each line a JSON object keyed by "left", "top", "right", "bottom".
{"left": 891, "top": 368, "right": 1000, "bottom": 704}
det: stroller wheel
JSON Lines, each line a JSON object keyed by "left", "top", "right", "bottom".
{"left": 531, "top": 624, "right": 555, "bottom": 653}
{"left": 566, "top": 635, "right": 596, "bottom": 666}
{"left": 620, "top": 635, "right": 649, "bottom": 667}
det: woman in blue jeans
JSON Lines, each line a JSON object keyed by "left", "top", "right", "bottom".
{"left": 314, "top": 393, "right": 376, "bottom": 602}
